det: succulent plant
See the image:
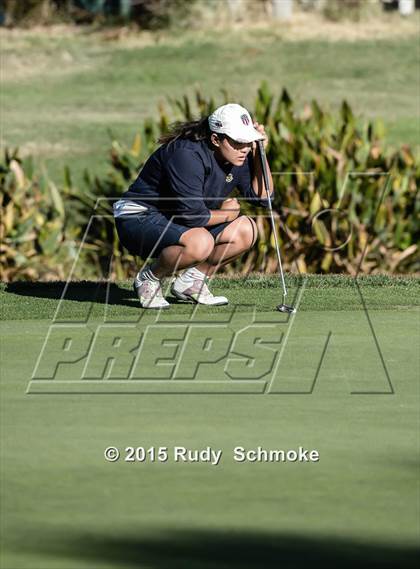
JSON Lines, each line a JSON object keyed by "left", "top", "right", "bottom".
{"left": 1, "top": 84, "right": 418, "bottom": 281}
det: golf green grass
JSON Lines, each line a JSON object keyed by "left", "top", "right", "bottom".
{"left": 1, "top": 276, "right": 419, "bottom": 568}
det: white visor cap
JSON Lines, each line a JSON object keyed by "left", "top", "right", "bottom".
{"left": 208, "top": 103, "right": 264, "bottom": 144}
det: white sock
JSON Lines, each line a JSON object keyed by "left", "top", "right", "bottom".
{"left": 178, "top": 266, "right": 207, "bottom": 284}
{"left": 135, "top": 266, "right": 160, "bottom": 286}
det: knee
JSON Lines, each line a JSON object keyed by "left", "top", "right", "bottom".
{"left": 237, "top": 216, "right": 257, "bottom": 248}
{"left": 182, "top": 228, "right": 215, "bottom": 262}
{"left": 193, "top": 237, "right": 215, "bottom": 262}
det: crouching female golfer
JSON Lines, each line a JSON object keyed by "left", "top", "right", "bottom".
{"left": 113, "top": 103, "right": 273, "bottom": 309}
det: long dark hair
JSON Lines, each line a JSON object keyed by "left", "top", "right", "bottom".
{"left": 158, "top": 116, "right": 215, "bottom": 145}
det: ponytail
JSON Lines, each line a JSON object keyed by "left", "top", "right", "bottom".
{"left": 158, "top": 116, "right": 212, "bottom": 145}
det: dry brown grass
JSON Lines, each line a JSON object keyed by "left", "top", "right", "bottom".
{"left": 110, "top": 8, "right": 420, "bottom": 44}
{"left": 267, "top": 10, "right": 420, "bottom": 41}
{"left": 1, "top": 9, "right": 418, "bottom": 180}
{"left": 1, "top": 8, "right": 418, "bottom": 48}
{"left": 1, "top": 51, "right": 95, "bottom": 82}
{"left": 2, "top": 12, "right": 417, "bottom": 83}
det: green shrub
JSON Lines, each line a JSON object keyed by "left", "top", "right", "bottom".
{"left": 1, "top": 85, "right": 418, "bottom": 281}
{"left": 0, "top": 149, "right": 78, "bottom": 280}
{"left": 94, "top": 84, "right": 419, "bottom": 276}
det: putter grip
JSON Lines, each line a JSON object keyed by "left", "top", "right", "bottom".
{"left": 257, "top": 140, "right": 272, "bottom": 208}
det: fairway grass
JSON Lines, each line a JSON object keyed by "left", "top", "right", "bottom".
{"left": 1, "top": 276, "right": 419, "bottom": 568}
{"left": 1, "top": 274, "right": 419, "bottom": 320}
{"left": 2, "top": 26, "right": 419, "bottom": 184}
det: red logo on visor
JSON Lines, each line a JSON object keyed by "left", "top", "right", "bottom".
{"left": 241, "top": 114, "right": 250, "bottom": 125}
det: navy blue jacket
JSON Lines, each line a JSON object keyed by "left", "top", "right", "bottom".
{"left": 123, "top": 138, "right": 268, "bottom": 227}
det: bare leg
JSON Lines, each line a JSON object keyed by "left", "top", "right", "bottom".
{"left": 150, "top": 227, "right": 214, "bottom": 279}
{"left": 197, "top": 216, "right": 257, "bottom": 276}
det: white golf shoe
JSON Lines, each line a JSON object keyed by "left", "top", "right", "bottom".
{"left": 133, "top": 267, "right": 170, "bottom": 309}
{"left": 171, "top": 267, "right": 228, "bottom": 306}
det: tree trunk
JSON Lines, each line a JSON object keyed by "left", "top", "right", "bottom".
{"left": 40, "top": 0, "right": 52, "bottom": 21}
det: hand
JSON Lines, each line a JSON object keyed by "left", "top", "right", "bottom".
{"left": 220, "top": 197, "right": 240, "bottom": 222}
{"left": 252, "top": 122, "right": 268, "bottom": 152}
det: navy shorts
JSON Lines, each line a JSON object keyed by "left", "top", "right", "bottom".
{"left": 115, "top": 209, "right": 230, "bottom": 259}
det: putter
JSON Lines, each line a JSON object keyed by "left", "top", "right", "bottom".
{"left": 257, "top": 140, "right": 296, "bottom": 314}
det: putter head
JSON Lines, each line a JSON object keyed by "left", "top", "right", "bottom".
{"left": 276, "top": 303, "right": 296, "bottom": 314}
